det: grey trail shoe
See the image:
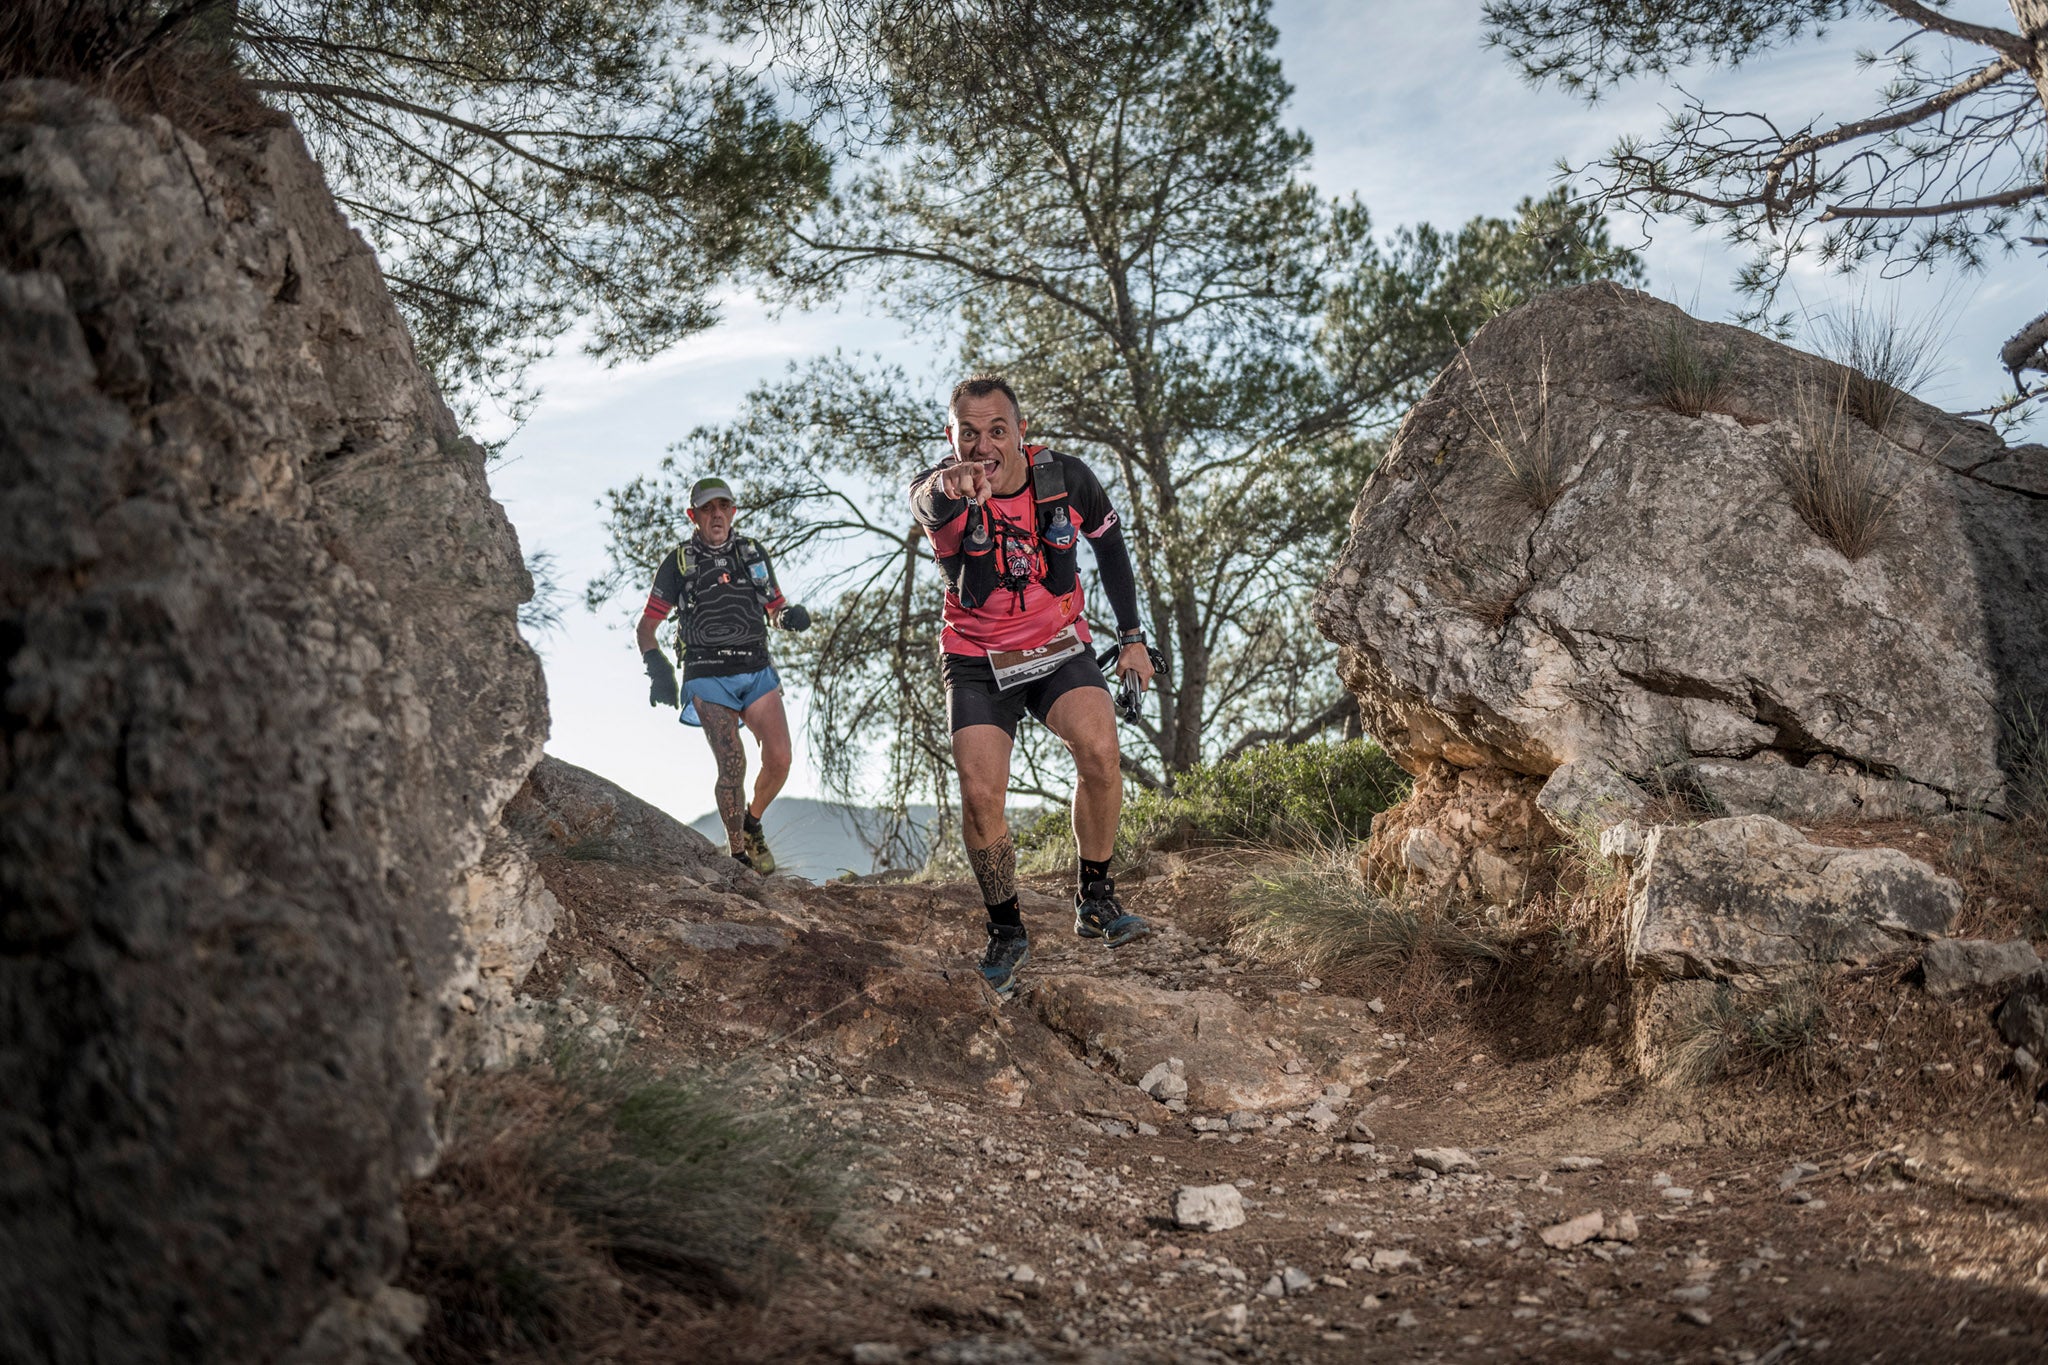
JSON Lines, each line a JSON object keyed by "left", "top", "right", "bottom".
{"left": 1074, "top": 879, "right": 1149, "bottom": 946}
{"left": 978, "top": 923, "right": 1030, "bottom": 996}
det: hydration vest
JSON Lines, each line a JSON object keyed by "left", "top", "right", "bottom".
{"left": 670, "top": 534, "right": 778, "bottom": 661}
{"left": 954, "top": 446, "right": 1080, "bottom": 610}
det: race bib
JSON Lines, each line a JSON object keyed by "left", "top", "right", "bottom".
{"left": 987, "top": 625, "right": 1087, "bottom": 692}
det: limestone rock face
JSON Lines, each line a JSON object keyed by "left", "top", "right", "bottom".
{"left": 1312, "top": 284, "right": 2048, "bottom": 819}
{"left": 0, "top": 82, "right": 545, "bottom": 1363}
{"left": 1358, "top": 763, "right": 1554, "bottom": 905}
{"left": 1626, "top": 816, "right": 1959, "bottom": 983}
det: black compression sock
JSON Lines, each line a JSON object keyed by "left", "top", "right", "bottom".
{"left": 1078, "top": 856, "right": 1111, "bottom": 894}
{"left": 987, "top": 895, "right": 1022, "bottom": 928}
{"left": 744, "top": 812, "right": 763, "bottom": 835}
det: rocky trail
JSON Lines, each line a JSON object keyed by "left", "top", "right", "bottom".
{"left": 439, "top": 761, "right": 2048, "bottom": 1365}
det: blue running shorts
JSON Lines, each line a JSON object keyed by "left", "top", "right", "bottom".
{"left": 680, "top": 666, "right": 781, "bottom": 727}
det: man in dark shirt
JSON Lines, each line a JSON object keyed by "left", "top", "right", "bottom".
{"left": 908, "top": 375, "right": 1156, "bottom": 995}
{"left": 637, "top": 476, "right": 808, "bottom": 872}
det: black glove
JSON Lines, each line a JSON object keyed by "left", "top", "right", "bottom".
{"left": 779, "top": 603, "right": 811, "bottom": 632}
{"left": 643, "top": 648, "right": 679, "bottom": 708}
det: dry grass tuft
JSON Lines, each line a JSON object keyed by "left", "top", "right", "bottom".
{"left": 1463, "top": 348, "right": 1569, "bottom": 511}
{"left": 0, "top": 0, "right": 279, "bottom": 140}
{"left": 1655, "top": 976, "right": 1828, "bottom": 1088}
{"left": 1774, "top": 381, "right": 1907, "bottom": 561}
{"left": 1515, "top": 819, "right": 1634, "bottom": 970}
{"left": 1227, "top": 854, "right": 1507, "bottom": 978}
{"left": 1813, "top": 296, "right": 1946, "bottom": 430}
{"left": 1645, "top": 315, "right": 1735, "bottom": 417}
{"left": 404, "top": 1053, "right": 842, "bottom": 1364}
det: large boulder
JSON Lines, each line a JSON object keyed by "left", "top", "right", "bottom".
{"left": 0, "top": 82, "right": 546, "bottom": 1363}
{"left": 1626, "top": 816, "right": 1959, "bottom": 983}
{"left": 1312, "top": 284, "right": 2048, "bottom": 821}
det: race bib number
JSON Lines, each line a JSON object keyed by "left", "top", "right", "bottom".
{"left": 987, "top": 625, "right": 1087, "bottom": 693}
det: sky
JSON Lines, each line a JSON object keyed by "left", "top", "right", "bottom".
{"left": 483, "top": 0, "right": 2045, "bottom": 829}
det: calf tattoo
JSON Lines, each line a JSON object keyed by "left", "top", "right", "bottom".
{"left": 966, "top": 832, "right": 1017, "bottom": 907}
{"left": 697, "top": 700, "right": 748, "bottom": 851}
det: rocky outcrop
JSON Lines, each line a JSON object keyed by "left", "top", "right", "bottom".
{"left": 1625, "top": 816, "right": 1959, "bottom": 983}
{"left": 1313, "top": 285, "right": 2048, "bottom": 822}
{"left": 1, "top": 80, "right": 545, "bottom": 1364}
{"left": 1357, "top": 763, "right": 1554, "bottom": 905}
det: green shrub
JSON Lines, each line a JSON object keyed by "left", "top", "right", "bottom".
{"left": 1017, "top": 739, "right": 1411, "bottom": 867}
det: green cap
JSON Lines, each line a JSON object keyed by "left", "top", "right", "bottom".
{"left": 690, "top": 476, "right": 736, "bottom": 508}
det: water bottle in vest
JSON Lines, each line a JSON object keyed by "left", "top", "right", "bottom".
{"left": 1043, "top": 504, "right": 1076, "bottom": 552}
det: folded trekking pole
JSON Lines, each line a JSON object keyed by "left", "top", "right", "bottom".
{"left": 1096, "top": 642, "right": 1169, "bottom": 724}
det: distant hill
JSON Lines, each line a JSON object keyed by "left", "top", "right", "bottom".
{"left": 690, "top": 797, "right": 938, "bottom": 880}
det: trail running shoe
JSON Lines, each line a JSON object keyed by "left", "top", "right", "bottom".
{"left": 741, "top": 824, "right": 777, "bottom": 875}
{"left": 1074, "top": 880, "right": 1149, "bottom": 946}
{"left": 731, "top": 850, "right": 755, "bottom": 871}
{"left": 978, "top": 923, "right": 1030, "bottom": 996}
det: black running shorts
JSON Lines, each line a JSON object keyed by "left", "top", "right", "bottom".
{"left": 941, "top": 649, "right": 1110, "bottom": 737}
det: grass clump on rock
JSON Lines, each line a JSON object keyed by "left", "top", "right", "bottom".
{"left": 1774, "top": 381, "right": 1907, "bottom": 561}
{"left": 1644, "top": 315, "right": 1734, "bottom": 417}
{"left": 1813, "top": 295, "right": 1945, "bottom": 431}
{"left": 404, "top": 1049, "right": 842, "bottom": 1363}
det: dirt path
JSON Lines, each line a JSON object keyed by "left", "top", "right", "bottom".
{"left": 484, "top": 821, "right": 2048, "bottom": 1365}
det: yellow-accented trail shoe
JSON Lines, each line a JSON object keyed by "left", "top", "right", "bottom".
{"left": 741, "top": 823, "right": 776, "bottom": 875}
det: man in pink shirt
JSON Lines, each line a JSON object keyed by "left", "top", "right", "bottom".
{"left": 909, "top": 375, "right": 1157, "bottom": 994}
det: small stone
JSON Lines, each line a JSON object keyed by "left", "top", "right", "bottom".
{"left": 1666, "top": 1284, "right": 1711, "bottom": 1304}
{"left": 1008, "top": 1264, "right": 1037, "bottom": 1283}
{"left": 1553, "top": 1155, "right": 1603, "bottom": 1172}
{"left": 1139, "top": 1061, "right": 1190, "bottom": 1101}
{"left": 1413, "top": 1147, "right": 1477, "bottom": 1174}
{"left": 1259, "top": 1274, "right": 1285, "bottom": 1298}
{"left": 1370, "top": 1248, "right": 1420, "bottom": 1274}
{"left": 1660, "top": 1186, "right": 1694, "bottom": 1201}
{"left": 1602, "top": 1211, "right": 1639, "bottom": 1243}
{"left": 1283, "top": 1058, "right": 1305, "bottom": 1074}
{"left": 848, "top": 1346, "right": 905, "bottom": 1365}
{"left": 1678, "top": 1307, "right": 1713, "bottom": 1328}
{"left": 1778, "top": 1162, "right": 1819, "bottom": 1191}
{"left": 1393, "top": 1310, "right": 1419, "bottom": 1329}
{"left": 910, "top": 1265, "right": 933, "bottom": 1279}
{"left": 1323, "top": 1082, "right": 1353, "bottom": 1101}
{"left": 1220, "top": 1303, "right": 1248, "bottom": 1335}
{"left": 1366, "top": 997, "right": 1386, "bottom": 1014}
{"left": 1281, "top": 1266, "right": 1315, "bottom": 1295}
{"left": 1173, "top": 1184, "right": 1247, "bottom": 1232}
{"left": 1228, "top": 1110, "right": 1266, "bottom": 1132}
{"left": 1136, "top": 1121, "right": 1160, "bottom": 1137}
{"left": 1538, "top": 1211, "right": 1604, "bottom": 1249}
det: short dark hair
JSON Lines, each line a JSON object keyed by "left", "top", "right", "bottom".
{"left": 949, "top": 373, "right": 1021, "bottom": 423}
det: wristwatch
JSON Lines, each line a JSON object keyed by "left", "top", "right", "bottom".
{"left": 1118, "top": 628, "right": 1147, "bottom": 648}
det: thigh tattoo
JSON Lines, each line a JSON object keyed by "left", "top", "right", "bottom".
{"left": 697, "top": 701, "right": 748, "bottom": 848}
{"left": 966, "top": 831, "right": 1017, "bottom": 907}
